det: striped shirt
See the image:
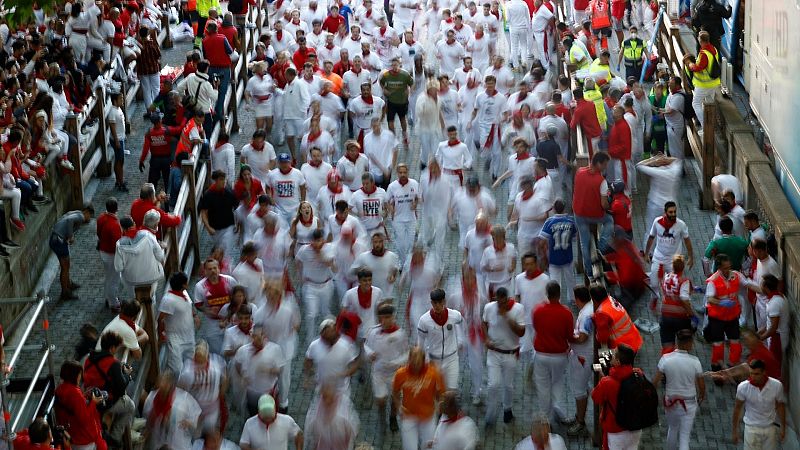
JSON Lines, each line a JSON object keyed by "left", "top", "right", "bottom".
{"left": 136, "top": 39, "right": 161, "bottom": 76}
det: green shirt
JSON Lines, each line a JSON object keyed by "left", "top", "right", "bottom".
{"left": 379, "top": 69, "right": 414, "bottom": 105}
{"left": 705, "top": 235, "right": 750, "bottom": 270}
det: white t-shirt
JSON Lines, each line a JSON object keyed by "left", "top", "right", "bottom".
{"left": 336, "top": 154, "right": 370, "bottom": 190}
{"left": 482, "top": 301, "right": 525, "bottom": 350}
{"left": 735, "top": 377, "right": 785, "bottom": 427}
{"left": 241, "top": 143, "right": 277, "bottom": 184}
{"left": 342, "top": 68, "right": 372, "bottom": 98}
{"left": 386, "top": 178, "right": 420, "bottom": 222}
{"left": 296, "top": 243, "right": 336, "bottom": 283}
{"left": 348, "top": 95, "right": 386, "bottom": 130}
{"left": 107, "top": 105, "right": 126, "bottom": 141}
{"left": 485, "top": 66, "right": 515, "bottom": 96}
{"left": 96, "top": 315, "right": 141, "bottom": 352}
{"left": 432, "top": 415, "right": 479, "bottom": 450}
{"left": 313, "top": 92, "right": 346, "bottom": 123}
{"left": 234, "top": 341, "right": 285, "bottom": 393}
{"left": 514, "top": 272, "right": 549, "bottom": 325}
{"left": 438, "top": 88, "right": 459, "bottom": 128}
{"left": 514, "top": 434, "right": 567, "bottom": 450}
{"left": 452, "top": 188, "right": 496, "bottom": 227}
{"left": 253, "top": 299, "right": 300, "bottom": 346}
{"left": 648, "top": 218, "right": 689, "bottom": 262}
{"left": 232, "top": 259, "right": 265, "bottom": 303}
{"left": 341, "top": 285, "right": 384, "bottom": 336}
{"left": 464, "top": 228, "right": 493, "bottom": 270}
{"left": 436, "top": 40, "right": 465, "bottom": 77}
{"left": 222, "top": 324, "right": 254, "bottom": 356}
{"left": 657, "top": 349, "right": 702, "bottom": 398}
{"left": 158, "top": 290, "right": 196, "bottom": 344}
{"left": 349, "top": 250, "right": 400, "bottom": 296}
{"left": 514, "top": 191, "right": 551, "bottom": 238}
{"left": 363, "top": 130, "right": 398, "bottom": 178}
{"left": 766, "top": 294, "right": 790, "bottom": 337}
{"left": 267, "top": 168, "right": 306, "bottom": 216}
{"left": 571, "top": 301, "right": 594, "bottom": 359}
{"left": 301, "top": 131, "right": 337, "bottom": 162}
{"left": 324, "top": 213, "right": 366, "bottom": 242}
{"left": 363, "top": 325, "right": 408, "bottom": 376}
{"left": 452, "top": 67, "right": 482, "bottom": 91}
{"left": 435, "top": 141, "right": 473, "bottom": 171}
{"left": 305, "top": 337, "right": 359, "bottom": 392}
{"left": 480, "top": 243, "right": 517, "bottom": 284}
{"left": 240, "top": 413, "right": 301, "bottom": 450}
{"left": 349, "top": 187, "right": 387, "bottom": 231}
{"left": 300, "top": 161, "right": 333, "bottom": 205}
{"left": 316, "top": 185, "right": 353, "bottom": 222}
{"left": 637, "top": 160, "right": 682, "bottom": 208}
{"left": 254, "top": 230, "right": 292, "bottom": 279}
{"left": 664, "top": 91, "right": 685, "bottom": 129}
{"left": 299, "top": 74, "right": 323, "bottom": 97}
{"left": 506, "top": 155, "right": 537, "bottom": 201}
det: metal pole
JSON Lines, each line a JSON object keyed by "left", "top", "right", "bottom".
{"left": 7, "top": 300, "right": 45, "bottom": 372}
{"left": 10, "top": 348, "right": 50, "bottom": 432}
{"left": 39, "top": 293, "right": 55, "bottom": 383}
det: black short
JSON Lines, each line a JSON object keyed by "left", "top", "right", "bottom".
{"left": 703, "top": 317, "right": 740, "bottom": 343}
{"left": 386, "top": 101, "right": 409, "bottom": 121}
{"left": 659, "top": 316, "right": 692, "bottom": 345}
{"left": 594, "top": 27, "right": 612, "bottom": 38}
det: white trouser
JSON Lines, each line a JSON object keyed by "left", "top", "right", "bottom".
{"left": 408, "top": 293, "right": 428, "bottom": 332}
{"left": 548, "top": 263, "right": 575, "bottom": 302}
{"left": 667, "top": 124, "right": 686, "bottom": 160}
{"left": 393, "top": 220, "right": 416, "bottom": 267}
{"left": 420, "top": 212, "right": 447, "bottom": 259}
{"left": 509, "top": 28, "right": 529, "bottom": 65}
{"left": 486, "top": 349, "right": 518, "bottom": 423}
{"left": 163, "top": 338, "right": 195, "bottom": 377}
{"left": 140, "top": 73, "right": 161, "bottom": 110}
{"left": 547, "top": 168, "right": 563, "bottom": 201}
{"left": 533, "top": 352, "right": 568, "bottom": 422}
{"left": 70, "top": 33, "right": 88, "bottom": 64}
{"left": 100, "top": 251, "right": 121, "bottom": 307}
{"left": 740, "top": 293, "right": 755, "bottom": 329}
{"left": 743, "top": 424, "right": 779, "bottom": 450}
{"left": 303, "top": 280, "right": 334, "bottom": 343}
{"left": 607, "top": 430, "right": 642, "bottom": 450}
{"left": 400, "top": 415, "right": 436, "bottom": 450}
{"left": 692, "top": 86, "right": 718, "bottom": 128}
{"left": 643, "top": 200, "right": 662, "bottom": 248}
{"left": 664, "top": 397, "right": 698, "bottom": 450}
{"left": 526, "top": 29, "right": 536, "bottom": 61}
{"left": 210, "top": 225, "right": 235, "bottom": 260}
{"left": 277, "top": 337, "right": 297, "bottom": 408}
{"left": 466, "top": 335, "right": 484, "bottom": 397}
{"left": 429, "top": 353, "right": 459, "bottom": 390}
{"left": 610, "top": 158, "right": 634, "bottom": 194}
{"left": 533, "top": 31, "right": 550, "bottom": 66}
{"left": 0, "top": 186, "right": 21, "bottom": 220}
{"left": 569, "top": 351, "right": 593, "bottom": 400}
{"left": 650, "top": 259, "right": 673, "bottom": 299}
{"left": 442, "top": 172, "right": 463, "bottom": 191}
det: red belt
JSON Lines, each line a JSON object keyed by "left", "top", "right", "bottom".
{"left": 255, "top": 94, "right": 271, "bottom": 101}
{"left": 72, "top": 29, "right": 88, "bottom": 35}
{"left": 664, "top": 396, "right": 693, "bottom": 411}
{"left": 443, "top": 168, "right": 464, "bottom": 185}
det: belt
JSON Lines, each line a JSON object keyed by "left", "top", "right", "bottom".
{"left": 428, "top": 350, "right": 457, "bottom": 360}
{"left": 443, "top": 168, "right": 464, "bottom": 185}
{"left": 487, "top": 345, "right": 520, "bottom": 355}
{"left": 72, "top": 29, "right": 88, "bottom": 35}
{"left": 254, "top": 94, "right": 272, "bottom": 101}
{"left": 304, "top": 278, "right": 332, "bottom": 285}
{"left": 664, "top": 396, "right": 695, "bottom": 411}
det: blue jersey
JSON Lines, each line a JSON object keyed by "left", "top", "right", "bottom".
{"left": 539, "top": 214, "right": 577, "bottom": 266}
{"left": 339, "top": 4, "right": 353, "bottom": 30}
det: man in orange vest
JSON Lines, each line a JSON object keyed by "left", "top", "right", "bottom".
{"left": 659, "top": 255, "right": 699, "bottom": 355}
{"left": 703, "top": 253, "right": 745, "bottom": 371}
{"left": 589, "top": 0, "right": 612, "bottom": 52}
{"left": 175, "top": 108, "right": 204, "bottom": 164}
{"left": 590, "top": 284, "right": 643, "bottom": 352}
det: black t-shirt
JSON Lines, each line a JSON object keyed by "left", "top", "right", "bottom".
{"left": 535, "top": 140, "right": 560, "bottom": 170}
{"left": 199, "top": 187, "right": 238, "bottom": 230}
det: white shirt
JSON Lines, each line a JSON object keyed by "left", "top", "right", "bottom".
{"left": 452, "top": 188, "right": 496, "bottom": 227}
{"left": 305, "top": 337, "right": 359, "bottom": 392}
{"left": 348, "top": 95, "right": 386, "bottom": 130}
{"left": 664, "top": 91, "right": 686, "bottom": 129}
{"left": 435, "top": 140, "right": 473, "bottom": 171}
{"left": 657, "top": 349, "right": 702, "bottom": 398}
{"left": 300, "top": 74, "right": 323, "bottom": 96}
{"left": 316, "top": 185, "right": 353, "bottom": 221}
{"left": 485, "top": 66, "right": 515, "bottom": 96}
{"left": 398, "top": 41, "right": 423, "bottom": 74}
{"left": 364, "top": 325, "right": 408, "bottom": 376}
{"left": 267, "top": 168, "right": 306, "bottom": 216}
{"left": 158, "top": 290, "right": 195, "bottom": 344}
{"left": 325, "top": 213, "right": 366, "bottom": 242}
{"left": 232, "top": 259, "right": 265, "bottom": 303}
{"left": 143, "top": 388, "right": 200, "bottom": 450}
{"left": 514, "top": 272, "right": 549, "bottom": 325}
{"left": 386, "top": 179, "right": 419, "bottom": 222}
{"left": 464, "top": 228, "right": 493, "bottom": 270}
{"left": 514, "top": 190, "right": 551, "bottom": 238}
{"left": 480, "top": 243, "right": 517, "bottom": 284}
{"left": 336, "top": 153, "right": 370, "bottom": 190}
{"left": 222, "top": 324, "right": 254, "bottom": 356}
{"left": 452, "top": 67, "right": 482, "bottom": 91}
{"left": 245, "top": 209, "right": 286, "bottom": 243}
{"left": 420, "top": 171, "right": 453, "bottom": 218}
{"left": 349, "top": 186, "right": 387, "bottom": 231}
{"left": 300, "top": 131, "right": 337, "bottom": 164}
{"left": 300, "top": 161, "right": 333, "bottom": 206}
{"left": 506, "top": 154, "right": 537, "bottom": 200}
{"left": 483, "top": 301, "right": 525, "bottom": 350}
{"left": 316, "top": 43, "right": 341, "bottom": 64}
{"left": 373, "top": 26, "right": 399, "bottom": 63}
{"left": 107, "top": 106, "right": 125, "bottom": 141}
{"left": 240, "top": 413, "right": 301, "bottom": 450}
{"left": 438, "top": 88, "right": 459, "bottom": 128}
{"left": 341, "top": 286, "right": 384, "bottom": 337}
{"left": 97, "top": 315, "right": 141, "bottom": 352}
{"left": 766, "top": 294, "right": 790, "bottom": 337}
{"left": 234, "top": 341, "right": 285, "bottom": 393}
{"left": 637, "top": 159, "right": 682, "bottom": 208}
{"left": 342, "top": 69, "right": 372, "bottom": 99}
{"left": 255, "top": 230, "right": 292, "bottom": 278}
{"left": 514, "top": 434, "right": 568, "bottom": 450}
{"left": 432, "top": 415, "right": 479, "bottom": 450}
{"left": 572, "top": 301, "right": 595, "bottom": 358}
{"left": 649, "top": 217, "right": 689, "bottom": 262}
{"left": 363, "top": 130, "right": 398, "bottom": 178}
{"left": 711, "top": 174, "right": 742, "bottom": 205}
{"left": 212, "top": 143, "right": 237, "bottom": 187}
{"left": 473, "top": 91, "right": 504, "bottom": 129}
{"left": 282, "top": 78, "right": 311, "bottom": 120}
{"left": 506, "top": 0, "right": 531, "bottom": 30}
{"left": 436, "top": 40, "right": 465, "bottom": 77}
{"left": 178, "top": 354, "right": 225, "bottom": 411}
{"left": 313, "top": 92, "right": 346, "bottom": 120}
{"left": 253, "top": 298, "right": 301, "bottom": 347}
{"left": 415, "top": 93, "right": 443, "bottom": 133}
{"left": 736, "top": 377, "right": 785, "bottom": 427}
{"left": 417, "top": 308, "right": 464, "bottom": 359}
{"left": 466, "top": 34, "right": 490, "bottom": 70}
{"left": 241, "top": 143, "right": 277, "bottom": 184}
{"left": 296, "top": 243, "right": 336, "bottom": 282}
{"left": 349, "top": 250, "right": 400, "bottom": 296}
{"left": 341, "top": 37, "right": 364, "bottom": 61}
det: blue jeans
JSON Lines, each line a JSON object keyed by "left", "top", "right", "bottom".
{"left": 575, "top": 213, "right": 614, "bottom": 279}
{"left": 208, "top": 66, "right": 231, "bottom": 123}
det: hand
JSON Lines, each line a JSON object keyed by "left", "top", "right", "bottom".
{"left": 91, "top": 393, "right": 103, "bottom": 404}
{"left": 687, "top": 255, "right": 695, "bottom": 269}
{"left": 644, "top": 253, "right": 651, "bottom": 264}
{"left": 370, "top": 354, "right": 378, "bottom": 362}
{"left": 388, "top": 272, "right": 397, "bottom": 283}
{"left": 158, "top": 191, "right": 167, "bottom": 202}
{"left": 206, "top": 226, "right": 216, "bottom": 235}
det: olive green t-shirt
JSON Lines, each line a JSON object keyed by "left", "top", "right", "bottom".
{"left": 379, "top": 70, "right": 414, "bottom": 105}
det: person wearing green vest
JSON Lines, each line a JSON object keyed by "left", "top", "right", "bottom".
{"left": 588, "top": 50, "right": 612, "bottom": 83}
{"left": 648, "top": 80, "right": 668, "bottom": 154}
{"left": 194, "top": 0, "right": 221, "bottom": 47}
{"left": 583, "top": 78, "right": 607, "bottom": 132}
{"left": 684, "top": 31, "right": 721, "bottom": 129}
{"left": 617, "top": 26, "right": 648, "bottom": 82}
{"left": 564, "top": 36, "right": 591, "bottom": 71}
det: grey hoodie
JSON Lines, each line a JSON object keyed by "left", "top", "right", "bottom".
{"left": 114, "top": 229, "right": 165, "bottom": 285}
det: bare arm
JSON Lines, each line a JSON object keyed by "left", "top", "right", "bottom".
{"left": 731, "top": 399, "right": 745, "bottom": 444}
{"left": 684, "top": 237, "right": 694, "bottom": 268}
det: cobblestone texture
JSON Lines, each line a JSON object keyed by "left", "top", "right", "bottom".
{"left": 10, "top": 24, "right": 747, "bottom": 450}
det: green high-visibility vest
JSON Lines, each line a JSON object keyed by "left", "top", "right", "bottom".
{"left": 623, "top": 38, "right": 644, "bottom": 64}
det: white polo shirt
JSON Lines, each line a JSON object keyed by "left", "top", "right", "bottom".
{"left": 735, "top": 377, "right": 785, "bottom": 427}
{"left": 657, "top": 349, "right": 702, "bottom": 398}
{"left": 240, "top": 413, "right": 301, "bottom": 450}
{"left": 482, "top": 301, "right": 525, "bottom": 351}
{"left": 306, "top": 337, "right": 359, "bottom": 392}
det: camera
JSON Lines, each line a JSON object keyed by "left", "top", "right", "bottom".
{"left": 91, "top": 388, "right": 109, "bottom": 404}
{"left": 594, "top": 349, "right": 615, "bottom": 376}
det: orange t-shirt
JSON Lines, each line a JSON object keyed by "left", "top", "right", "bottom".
{"left": 392, "top": 364, "right": 445, "bottom": 420}
{"left": 320, "top": 72, "right": 344, "bottom": 96}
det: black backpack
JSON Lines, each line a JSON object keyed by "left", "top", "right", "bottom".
{"left": 677, "top": 92, "right": 696, "bottom": 123}
{"left": 707, "top": 50, "right": 722, "bottom": 79}
{"left": 614, "top": 371, "right": 659, "bottom": 431}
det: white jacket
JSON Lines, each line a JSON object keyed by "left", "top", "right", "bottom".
{"left": 114, "top": 230, "right": 165, "bottom": 285}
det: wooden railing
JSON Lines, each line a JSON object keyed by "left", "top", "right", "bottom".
{"left": 555, "top": 3, "right": 590, "bottom": 168}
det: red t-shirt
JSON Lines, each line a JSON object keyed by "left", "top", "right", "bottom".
{"left": 532, "top": 302, "right": 574, "bottom": 353}
{"left": 592, "top": 365, "right": 639, "bottom": 434}
{"left": 609, "top": 194, "right": 632, "bottom": 232}
{"left": 96, "top": 212, "right": 123, "bottom": 254}
{"left": 322, "top": 15, "right": 346, "bottom": 34}
{"left": 570, "top": 99, "right": 602, "bottom": 138}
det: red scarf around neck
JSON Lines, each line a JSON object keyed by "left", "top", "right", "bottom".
{"left": 430, "top": 308, "right": 449, "bottom": 326}
{"left": 749, "top": 376, "right": 768, "bottom": 389}
{"left": 380, "top": 324, "right": 399, "bottom": 334}
{"left": 358, "top": 287, "right": 373, "bottom": 309}
{"left": 448, "top": 139, "right": 461, "bottom": 146}
{"left": 525, "top": 269, "right": 543, "bottom": 280}
{"left": 521, "top": 189, "right": 534, "bottom": 201}
{"left": 658, "top": 215, "right": 676, "bottom": 232}
{"left": 362, "top": 184, "right": 377, "bottom": 195}
{"left": 148, "top": 389, "right": 175, "bottom": 426}
{"left": 361, "top": 94, "right": 374, "bottom": 104}
{"left": 399, "top": 178, "right": 409, "bottom": 186}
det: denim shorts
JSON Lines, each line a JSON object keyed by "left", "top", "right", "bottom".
{"left": 112, "top": 139, "right": 125, "bottom": 161}
{"left": 49, "top": 234, "right": 69, "bottom": 259}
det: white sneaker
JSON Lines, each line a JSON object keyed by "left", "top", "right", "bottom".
{"left": 60, "top": 159, "right": 75, "bottom": 171}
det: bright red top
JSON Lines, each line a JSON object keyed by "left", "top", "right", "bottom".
{"left": 608, "top": 118, "right": 631, "bottom": 161}
{"left": 233, "top": 178, "right": 265, "bottom": 209}
{"left": 592, "top": 364, "right": 638, "bottom": 433}
{"left": 130, "top": 198, "right": 182, "bottom": 229}
{"left": 609, "top": 193, "right": 632, "bottom": 232}
{"left": 571, "top": 98, "right": 602, "bottom": 138}
{"left": 96, "top": 212, "right": 122, "bottom": 254}
{"left": 532, "top": 302, "right": 574, "bottom": 353}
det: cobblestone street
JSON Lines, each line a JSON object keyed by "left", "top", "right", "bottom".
{"left": 11, "top": 24, "right": 747, "bottom": 450}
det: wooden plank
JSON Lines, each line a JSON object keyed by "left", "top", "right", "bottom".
{"left": 81, "top": 150, "right": 102, "bottom": 187}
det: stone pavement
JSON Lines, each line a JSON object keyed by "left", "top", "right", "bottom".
{"left": 13, "top": 27, "right": 746, "bottom": 450}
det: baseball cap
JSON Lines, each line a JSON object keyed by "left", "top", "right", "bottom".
{"left": 277, "top": 153, "right": 291, "bottom": 162}
{"left": 258, "top": 394, "right": 276, "bottom": 419}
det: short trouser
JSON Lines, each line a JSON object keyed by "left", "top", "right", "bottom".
{"left": 112, "top": 139, "right": 126, "bottom": 161}
{"left": 386, "top": 101, "right": 409, "bottom": 121}
{"left": 594, "top": 27, "right": 612, "bottom": 38}
{"left": 659, "top": 316, "right": 692, "bottom": 345}
{"left": 284, "top": 118, "right": 304, "bottom": 136}
{"left": 703, "top": 316, "right": 740, "bottom": 343}
{"left": 569, "top": 352, "right": 593, "bottom": 399}
{"left": 611, "top": 16, "right": 624, "bottom": 31}
{"left": 371, "top": 370, "right": 394, "bottom": 399}
{"left": 49, "top": 234, "right": 69, "bottom": 258}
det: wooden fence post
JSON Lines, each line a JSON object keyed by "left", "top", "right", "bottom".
{"left": 161, "top": 15, "right": 173, "bottom": 49}
{"left": 182, "top": 160, "right": 202, "bottom": 274}
{"left": 95, "top": 87, "right": 112, "bottom": 178}
{"left": 701, "top": 100, "right": 717, "bottom": 210}
{"left": 64, "top": 114, "right": 84, "bottom": 209}
{"left": 165, "top": 225, "right": 180, "bottom": 278}
{"left": 133, "top": 285, "right": 160, "bottom": 391}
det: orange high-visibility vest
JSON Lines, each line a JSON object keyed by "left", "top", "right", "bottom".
{"left": 597, "top": 297, "right": 643, "bottom": 351}
{"left": 591, "top": 0, "right": 611, "bottom": 29}
{"left": 176, "top": 119, "right": 198, "bottom": 156}
{"left": 706, "top": 271, "right": 741, "bottom": 321}
{"left": 661, "top": 273, "right": 692, "bottom": 319}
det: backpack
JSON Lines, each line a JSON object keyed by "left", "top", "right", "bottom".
{"left": 707, "top": 50, "right": 722, "bottom": 79}
{"left": 229, "top": 0, "right": 244, "bottom": 14}
{"left": 614, "top": 371, "right": 659, "bottom": 431}
{"left": 677, "top": 92, "right": 696, "bottom": 123}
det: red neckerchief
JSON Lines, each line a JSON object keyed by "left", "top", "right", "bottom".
{"left": 121, "top": 315, "right": 137, "bottom": 331}
{"left": 326, "top": 42, "right": 335, "bottom": 49}
{"left": 379, "top": 26, "right": 387, "bottom": 36}
{"left": 365, "top": 8, "right": 372, "bottom": 17}
{"left": 657, "top": 215, "right": 676, "bottom": 232}
{"left": 454, "top": 23, "right": 463, "bottom": 30}
{"left": 357, "top": 286, "right": 373, "bottom": 308}
{"left": 299, "top": 215, "right": 314, "bottom": 226}
{"left": 430, "top": 308, "right": 449, "bottom": 326}
{"left": 245, "top": 259, "right": 262, "bottom": 272}
{"left": 238, "top": 322, "right": 253, "bottom": 335}
{"left": 328, "top": 183, "right": 343, "bottom": 194}
{"left": 169, "top": 290, "right": 189, "bottom": 301}
{"left": 380, "top": 324, "right": 399, "bottom": 334}
{"left": 308, "top": 130, "right": 321, "bottom": 141}
{"left": 345, "top": 152, "right": 359, "bottom": 163}
{"left": 148, "top": 389, "right": 175, "bottom": 426}
{"left": 309, "top": 159, "right": 322, "bottom": 167}
{"left": 362, "top": 50, "right": 371, "bottom": 56}
{"left": 486, "top": 89, "right": 497, "bottom": 97}
{"left": 209, "top": 183, "right": 226, "bottom": 192}
{"left": 292, "top": 18, "right": 300, "bottom": 25}
{"left": 521, "top": 189, "right": 534, "bottom": 201}
{"left": 351, "top": 67, "right": 362, "bottom": 75}
{"left": 525, "top": 269, "right": 543, "bottom": 280}
{"left": 279, "top": 167, "right": 292, "bottom": 175}
{"left": 769, "top": 292, "right": 783, "bottom": 300}
{"left": 361, "top": 94, "right": 374, "bottom": 104}
{"left": 276, "top": 30, "right": 283, "bottom": 40}
{"left": 442, "top": 411, "right": 465, "bottom": 423}
{"left": 362, "top": 184, "right": 377, "bottom": 195}
{"left": 462, "top": 67, "right": 470, "bottom": 73}
{"left": 445, "top": 17, "right": 453, "bottom": 23}
{"left": 256, "top": 208, "right": 268, "bottom": 218}
{"left": 399, "top": 178, "right": 409, "bottom": 186}
{"left": 749, "top": 376, "right": 768, "bottom": 390}
{"left": 371, "top": 247, "right": 386, "bottom": 257}
{"left": 517, "top": 152, "right": 530, "bottom": 160}
{"left": 251, "top": 141, "right": 264, "bottom": 151}
{"left": 517, "top": 91, "right": 528, "bottom": 102}
{"left": 474, "top": 30, "right": 483, "bottom": 38}
{"left": 448, "top": 139, "right": 461, "bottom": 146}
{"left": 491, "top": 9, "right": 500, "bottom": 19}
